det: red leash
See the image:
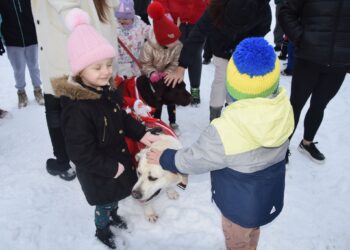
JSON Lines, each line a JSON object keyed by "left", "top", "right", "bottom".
{"left": 117, "top": 37, "right": 143, "bottom": 70}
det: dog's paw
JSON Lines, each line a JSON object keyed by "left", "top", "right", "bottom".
{"left": 145, "top": 213, "right": 159, "bottom": 223}
{"left": 166, "top": 189, "right": 179, "bottom": 200}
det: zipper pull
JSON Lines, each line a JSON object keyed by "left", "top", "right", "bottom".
{"left": 104, "top": 116, "right": 108, "bottom": 126}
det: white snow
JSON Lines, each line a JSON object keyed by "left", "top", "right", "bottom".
{"left": 1, "top": 3, "right": 350, "bottom": 250}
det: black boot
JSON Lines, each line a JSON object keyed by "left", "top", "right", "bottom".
{"left": 209, "top": 106, "right": 222, "bottom": 122}
{"left": 110, "top": 208, "right": 128, "bottom": 230}
{"left": 190, "top": 88, "right": 200, "bottom": 106}
{"left": 95, "top": 226, "right": 116, "bottom": 249}
{"left": 46, "top": 159, "right": 76, "bottom": 181}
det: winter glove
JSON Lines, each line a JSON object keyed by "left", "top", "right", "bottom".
{"left": 140, "top": 131, "right": 160, "bottom": 147}
{"left": 133, "top": 99, "right": 152, "bottom": 117}
{"left": 114, "top": 163, "right": 125, "bottom": 178}
{"left": 0, "top": 39, "right": 5, "bottom": 56}
{"left": 150, "top": 71, "right": 166, "bottom": 83}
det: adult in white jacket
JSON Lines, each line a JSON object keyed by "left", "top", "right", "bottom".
{"left": 31, "top": 0, "right": 119, "bottom": 180}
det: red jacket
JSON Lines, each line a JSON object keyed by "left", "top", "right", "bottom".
{"left": 155, "top": 0, "right": 208, "bottom": 25}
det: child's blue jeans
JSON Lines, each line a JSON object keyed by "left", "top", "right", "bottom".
{"left": 95, "top": 201, "right": 118, "bottom": 229}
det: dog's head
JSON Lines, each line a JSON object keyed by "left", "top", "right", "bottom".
{"left": 131, "top": 135, "right": 183, "bottom": 203}
{"left": 136, "top": 75, "right": 192, "bottom": 108}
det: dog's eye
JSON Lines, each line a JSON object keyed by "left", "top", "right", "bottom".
{"left": 148, "top": 176, "right": 158, "bottom": 181}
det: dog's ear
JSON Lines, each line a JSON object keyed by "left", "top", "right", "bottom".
{"left": 161, "top": 81, "right": 192, "bottom": 106}
{"left": 136, "top": 76, "right": 159, "bottom": 108}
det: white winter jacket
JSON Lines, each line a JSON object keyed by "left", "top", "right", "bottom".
{"left": 31, "top": 0, "right": 119, "bottom": 95}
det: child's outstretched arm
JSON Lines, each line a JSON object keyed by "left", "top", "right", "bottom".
{"left": 147, "top": 125, "right": 228, "bottom": 175}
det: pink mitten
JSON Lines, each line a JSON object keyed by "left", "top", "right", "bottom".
{"left": 114, "top": 163, "right": 125, "bottom": 178}
{"left": 150, "top": 72, "right": 163, "bottom": 83}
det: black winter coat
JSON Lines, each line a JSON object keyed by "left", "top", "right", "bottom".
{"left": 134, "top": 0, "right": 151, "bottom": 15}
{"left": 179, "top": 0, "right": 271, "bottom": 67}
{"left": 0, "top": 0, "right": 37, "bottom": 47}
{"left": 279, "top": 0, "right": 350, "bottom": 67}
{"left": 52, "top": 77, "right": 146, "bottom": 206}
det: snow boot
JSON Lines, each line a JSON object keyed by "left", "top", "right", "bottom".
{"left": 0, "top": 108, "right": 9, "bottom": 119}
{"left": 34, "top": 87, "right": 45, "bottom": 105}
{"left": 298, "top": 141, "right": 325, "bottom": 164}
{"left": 46, "top": 158, "right": 76, "bottom": 181}
{"left": 95, "top": 226, "right": 116, "bottom": 249}
{"left": 110, "top": 208, "right": 128, "bottom": 230}
{"left": 209, "top": 106, "right": 222, "bottom": 122}
{"left": 190, "top": 87, "right": 200, "bottom": 106}
{"left": 17, "top": 90, "right": 28, "bottom": 108}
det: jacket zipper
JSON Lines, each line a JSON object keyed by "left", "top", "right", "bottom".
{"left": 12, "top": 0, "right": 25, "bottom": 46}
{"left": 102, "top": 116, "right": 107, "bottom": 143}
{"left": 328, "top": 0, "right": 344, "bottom": 66}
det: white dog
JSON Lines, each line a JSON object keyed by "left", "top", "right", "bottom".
{"left": 131, "top": 134, "right": 187, "bottom": 223}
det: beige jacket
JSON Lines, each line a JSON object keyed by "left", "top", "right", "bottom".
{"left": 139, "top": 31, "right": 183, "bottom": 77}
{"left": 31, "top": 0, "right": 119, "bottom": 95}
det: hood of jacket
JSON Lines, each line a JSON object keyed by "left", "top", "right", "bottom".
{"left": 212, "top": 87, "right": 294, "bottom": 155}
{"left": 51, "top": 76, "right": 101, "bottom": 101}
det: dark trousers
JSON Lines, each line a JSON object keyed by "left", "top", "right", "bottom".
{"left": 44, "top": 94, "right": 70, "bottom": 163}
{"left": 95, "top": 201, "right": 118, "bottom": 229}
{"left": 138, "top": 13, "right": 150, "bottom": 25}
{"left": 286, "top": 42, "right": 295, "bottom": 73}
{"left": 154, "top": 104, "right": 176, "bottom": 124}
{"left": 179, "top": 23, "right": 203, "bottom": 88}
{"left": 290, "top": 58, "right": 347, "bottom": 141}
{"left": 203, "top": 40, "right": 213, "bottom": 61}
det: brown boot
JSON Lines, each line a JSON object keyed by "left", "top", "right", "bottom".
{"left": 34, "top": 87, "right": 45, "bottom": 105}
{"left": 17, "top": 90, "right": 28, "bottom": 108}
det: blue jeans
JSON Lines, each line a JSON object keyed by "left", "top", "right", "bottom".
{"left": 286, "top": 42, "right": 295, "bottom": 73}
{"left": 95, "top": 202, "right": 118, "bottom": 229}
{"left": 6, "top": 44, "right": 41, "bottom": 91}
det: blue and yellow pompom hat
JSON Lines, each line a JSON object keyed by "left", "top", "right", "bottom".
{"left": 226, "top": 37, "right": 280, "bottom": 101}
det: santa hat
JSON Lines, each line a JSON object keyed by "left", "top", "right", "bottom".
{"left": 147, "top": 2, "right": 181, "bottom": 46}
{"left": 226, "top": 37, "right": 280, "bottom": 100}
{"left": 65, "top": 8, "right": 116, "bottom": 76}
{"left": 115, "top": 0, "right": 135, "bottom": 20}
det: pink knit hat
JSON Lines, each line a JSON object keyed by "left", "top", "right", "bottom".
{"left": 65, "top": 8, "right": 116, "bottom": 76}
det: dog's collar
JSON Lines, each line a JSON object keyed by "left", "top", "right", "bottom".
{"left": 144, "top": 189, "right": 161, "bottom": 203}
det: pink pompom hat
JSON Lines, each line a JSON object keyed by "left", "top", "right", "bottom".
{"left": 65, "top": 8, "right": 116, "bottom": 76}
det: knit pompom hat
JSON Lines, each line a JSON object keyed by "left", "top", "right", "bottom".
{"left": 147, "top": 2, "right": 181, "bottom": 46}
{"left": 226, "top": 37, "right": 280, "bottom": 100}
{"left": 65, "top": 8, "right": 116, "bottom": 76}
{"left": 115, "top": 0, "right": 135, "bottom": 20}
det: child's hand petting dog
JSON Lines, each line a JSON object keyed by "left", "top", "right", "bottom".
{"left": 146, "top": 148, "right": 163, "bottom": 165}
{"left": 140, "top": 132, "right": 160, "bottom": 147}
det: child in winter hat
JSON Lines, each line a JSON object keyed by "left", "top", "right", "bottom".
{"left": 139, "top": 1, "right": 183, "bottom": 133}
{"left": 52, "top": 8, "right": 159, "bottom": 249}
{"left": 146, "top": 37, "right": 294, "bottom": 250}
{"left": 115, "top": 0, "right": 136, "bottom": 29}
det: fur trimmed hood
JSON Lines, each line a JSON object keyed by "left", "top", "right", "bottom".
{"left": 51, "top": 76, "right": 101, "bottom": 101}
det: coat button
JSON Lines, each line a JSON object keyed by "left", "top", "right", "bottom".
{"left": 40, "top": 46, "right": 43, "bottom": 51}
{"left": 121, "top": 148, "right": 126, "bottom": 153}
{"left": 113, "top": 108, "right": 117, "bottom": 112}
{"left": 37, "top": 20, "right": 40, "bottom": 24}
{"left": 119, "top": 129, "right": 124, "bottom": 134}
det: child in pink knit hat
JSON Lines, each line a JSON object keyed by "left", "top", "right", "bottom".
{"left": 51, "top": 8, "right": 159, "bottom": 249}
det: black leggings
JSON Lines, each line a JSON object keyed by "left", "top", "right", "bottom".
{"left": 44, "top": 94, "right": 70, "bottom": 163}
{"left": 179, "top": 24, "right": 203, "bottom": 89}
{"left": 290, "top": 58, "right": 346, "bottom": 141}
{"left": 154, "top": 104, "right": 176, "bottom": 124}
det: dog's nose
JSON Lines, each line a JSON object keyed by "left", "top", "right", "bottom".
{"left": 131, "top": 190, "right": 142, "bottom": 199}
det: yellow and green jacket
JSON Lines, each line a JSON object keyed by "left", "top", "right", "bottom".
{"left": 160, "top": 87, "right": 294, "bottom": 227}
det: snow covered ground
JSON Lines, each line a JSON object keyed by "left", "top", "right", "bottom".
{"left": 1, "top": 4, "right": 350, "bottom": 250}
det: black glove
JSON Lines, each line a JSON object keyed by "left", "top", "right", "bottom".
{"left": 0, "top": 39, "right": 5, "bottom": 56}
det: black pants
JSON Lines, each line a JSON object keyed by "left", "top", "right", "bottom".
{"left": 179, "top": 23, "right": 203, "bottom": 89}
{"left": 203, "top": 40, "right": 213, "bottom": 61}
{"left": 290, "top": 58, "right": 347, "bottom": 141}
{"left": 138, "top": 13, "right": 150, "bottom": 25}
{"left": 44, "top": 94, "right": 70, "bottom": 163}
{"left": 154, "top": 104, "right": 176, "bottom": 124}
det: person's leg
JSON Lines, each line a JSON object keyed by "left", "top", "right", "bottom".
{"left": 110, "top": 202, "right": 127, "bottom": 229}
{"left": 139, "top": 13, "right": 150, "bottom": 25}
{"left": 24, "top": 44, "right": 44, "bottom": 105}
{"left": 154, "top": 105, "right": 162, "bottom": 119}
{"left": 203, "top": 40, "right": 213, "bottom": 63}
{"left": 289, "top": 58, "right": 321, "bottom": 141}
{"left": 6, "top": 46, "right": 26, "bottom": 91}
{"left": 6, "top": 46, "right": 28, "bottom": 108}
{"left": 222, "top": 215, "right": 260, "bottom": 250}
{"left": 273, "top": 3, "right": 284, "bottom": 49}
{"left": 209, "top": 56, "right": 229, "bottom": 121}
{"left": 303, "top": 67, "right": 346, "bottom": 142}
{"left": 95, "top": 202, "right": 117, "bottom": 249}
{"left": 44, "top": 94, "right": 76, "bottom": 180}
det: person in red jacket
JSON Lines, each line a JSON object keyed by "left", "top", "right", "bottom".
{"left": 155, "top": 0, "right": 209, "bottom": 106}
